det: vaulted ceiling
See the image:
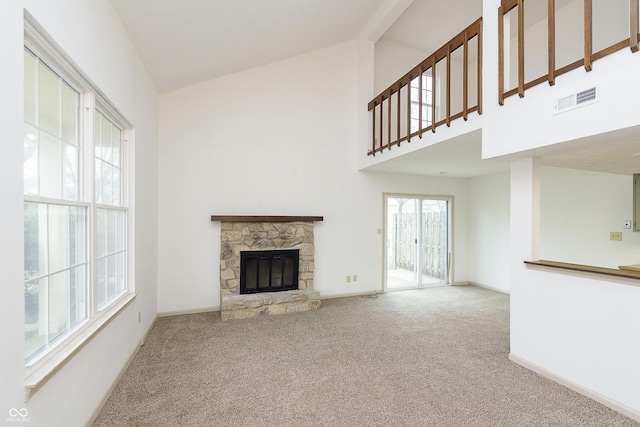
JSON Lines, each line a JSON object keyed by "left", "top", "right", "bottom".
{"left": 109, "top": 0, "right": 640, "bottom": 177}
{"left": 109, "top": 0, "right": 385, "bottom": 93}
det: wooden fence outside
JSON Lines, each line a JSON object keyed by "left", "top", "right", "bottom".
{"left": 391, "top": 211, "right": 447, "bottom": 280}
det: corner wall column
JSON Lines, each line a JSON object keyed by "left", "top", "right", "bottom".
{"left": 509, "top": 157, "right": 540, "bottom": 353}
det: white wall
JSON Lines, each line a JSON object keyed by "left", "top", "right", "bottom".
{"left": 485, "top": 28, "right": 640, "bottom": 159}
{"left": 0, "top": 1, "right": 158, "bottom": 426}
{"left": 482, "top": 0, "right": 640, "bottom": 160}
{"left": 374, "top": 38, "right": 427, "bottom": 95}
{"left": 507, "top": 0, "right": 629, "bottom": 88}
{"left": 157, "top": 41, "right": 472, "bottom": 314}
{"left": 541, "top": 167, "right": 640, "bottom": 268}
{"left": 0, "top": 1, "right": 29, "bottom": 424}
{"left": 510, "top": 159, "right": 640, "bottom": 417}
{"left": 469, "top": 171, "right": 511, "bottom": 292}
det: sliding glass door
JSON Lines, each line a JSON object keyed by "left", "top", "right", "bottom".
{"left": 385, "top": 195, "right": 451, "bottom": 291}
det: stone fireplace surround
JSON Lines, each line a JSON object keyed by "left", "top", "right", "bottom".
{"left": 210, "top": 216, "right": 323, "bottom": 321}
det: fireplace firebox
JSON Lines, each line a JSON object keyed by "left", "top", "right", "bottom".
{"left": 240, "top": 249, "right": 299, "bottom": 294}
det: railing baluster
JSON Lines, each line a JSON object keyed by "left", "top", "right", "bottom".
{"left": 498, "top": 4, "right": 505, "bottom": 106}
{"left": 432, "top": 56, "right": 437, "bottom": 133}
{"left": 397, "top": 82, "right": 401, "bottom": 146}
{"left": 463, "top": 31, "right": 469, "bottom": 121}
{"left": 548, "top": 0, "right": 556, "bottom": 85}
{"left": 379, "top": 96, "right": 384, "bottom": 151}
{"left": 518, "top": 0, "right": 525, "bottom": 98}
{"left": 371, "top": 101, "right": 376, "bottom": 155}
{"left": 419, "top": 66, "right": 424, "bottom": 138}
{"left": 631, "top": 0, "right": 639, "bottom": 52}
{"left": 446, "top": 45, "right": 451, "bottom": 127}
{"left": 584, "top": 0, "right": 592, "bottom": 71}
{"left": 478, "top": 19, "right": 483, "bottom": 115}
{"left": 387, "top": 91, "right": 391, "bottom": 149}
{"left": 407, "top": 73, "right": 412, "bottom": 142}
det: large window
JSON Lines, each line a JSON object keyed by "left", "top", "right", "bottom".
{"left": 23, "top": 38, "right": 131, "bottom": 365}
{"left": 409, "top": 74, "right": 433, "bottom": 133}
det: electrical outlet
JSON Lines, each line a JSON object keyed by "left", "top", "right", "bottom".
{"left": 377, "top": 228, "right": 382, "bottom": 235}
{"left": 353, "top": 275, "right": 358, "bottom": 281}
{"left": 610, "top": 232, "right": 622, "bottom": 241}
{"left": 346, "top": 275, "right": 351, "bottom": 283}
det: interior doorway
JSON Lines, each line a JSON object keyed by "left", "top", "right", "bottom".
{"left": 384, "top": 194, "right": 451, "bottom": 291}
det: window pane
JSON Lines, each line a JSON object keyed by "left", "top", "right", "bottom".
{"left": 39, "top": 132, "right": 62, "bottom": 199}
{"left": 95, "top": 158, "right": 103, "bottom": 205}
{"left": 24, "top": 124, "right": 39, "bottom": 195}
{"left": 62, "top": 143, "right": 79, "bottom": 200}
{"left": 95, "top": 111, "right": 124, "bottom": 207}
{"left": 24, "top": 202, "right": 45, "bottom": 281}
{"left": 112, "top": 127, "right": 121, "bottom": 167}
{"left": 61, "top": 82, "right": 79, "bottom": 146}
{"left": 49, "top": 270, "right": 69, "bottom": 340}
{"left": 96, "top": 208, "right": 107, "bottom": 258}
{"left": 25, "top": 278, "right": 45, "bottom": 359}
{"left": 107, "top": 209, "right": 117, "bottom": 254}
{"left": 112, "top": 165, "right": 121, "bottom": 206}
{"left": 24, "top": 50, "right": 37, "bottom": 125}
{"left": 68, "top": 206, "right": 86, "bottom": 265}
{"left": 101, "top": 114, "right": 113, "bottom": 164}
{"left": 48, "top": 205, "right": 70, "bottom": 273}
{"left": 96, "top": 208, "right": 126, "bottom": 309}
{"left": 107, "top": 254, "right": 117, "bottom": 300}
{"left": 69, "top": 264, "right": 87, "bottom": 327}
{"left": 97, "top": 257, "right": 107, "bottom": 310}
{"left": 38, "top": 62, "right": 61, "bottom": 137}
{"left": 117, "top": 211, "right": 125, "bottom": 251}
{"left": 117, "top": 251, "right": 126, "bottom": 294}
{"left": 102, "top": 162, "right": 114, "bottom": 206}
{"left": 94, "top": 110, "right": 102, "bottom": 158}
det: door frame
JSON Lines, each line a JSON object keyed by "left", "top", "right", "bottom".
{"left": 382, "top": 192, "right": 454, "bottom": 292}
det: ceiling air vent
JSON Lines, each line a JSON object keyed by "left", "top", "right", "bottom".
{"left": 554, "top": 87, "right": 598, "bottom": 114}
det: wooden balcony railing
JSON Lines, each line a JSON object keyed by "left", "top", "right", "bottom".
{"left": 367, "top": 18, "right": 483, "bottom": 156}
{"left": 499, "top": 0, "right": 640, "bottom": 104}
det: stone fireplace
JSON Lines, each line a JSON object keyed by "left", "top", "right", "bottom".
{"left": 211, "top": 216, "right": 323, "bottom": 321}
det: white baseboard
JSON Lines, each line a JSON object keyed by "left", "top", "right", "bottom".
{"left": 469, "top": 281, "right": 510, "bottom": 294}
{"left": 84, "top": 316, "right": 158, "bottom": 427}
{"left": 509, "top": 353, "right": 640, "bottom": 423}
{"left": 157, "top": 306, "right": 220, "bottom": 317}
{"left": 319, "top": 290, "right": 379, "bottom": 300}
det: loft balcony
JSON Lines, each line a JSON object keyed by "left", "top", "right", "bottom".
{"left": 365, "top": 0, "right": 640, "bottom": 178}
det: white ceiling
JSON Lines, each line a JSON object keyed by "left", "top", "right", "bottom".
{"left": 381, "top": 0, "right": 483, "bottom": 54}
{"left": 362, "top": 130, "right": 510, "bottom": 178}
{"left": 110, "top": 0, "right": 640, "bottom": 178}
{"left": 109, "top": 0, "right": 384, "bottom": 93}
{"left": 362, "top": 125, "right": 640, "bottom": 178}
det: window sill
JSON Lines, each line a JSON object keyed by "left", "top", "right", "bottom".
{"left": 24, "top": 292, "right": 137, "bottom": 400}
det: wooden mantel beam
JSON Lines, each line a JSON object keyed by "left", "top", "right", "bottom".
{"left": 210, "top": 215, "right": 324, "bottom": 222}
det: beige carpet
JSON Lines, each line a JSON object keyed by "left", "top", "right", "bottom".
{"left": 92, "top": 285, "right": 638, "bottom": 426}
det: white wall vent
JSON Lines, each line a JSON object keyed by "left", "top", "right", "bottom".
{"left": 554, "top": 87, "right": 598, "bottom": 114}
